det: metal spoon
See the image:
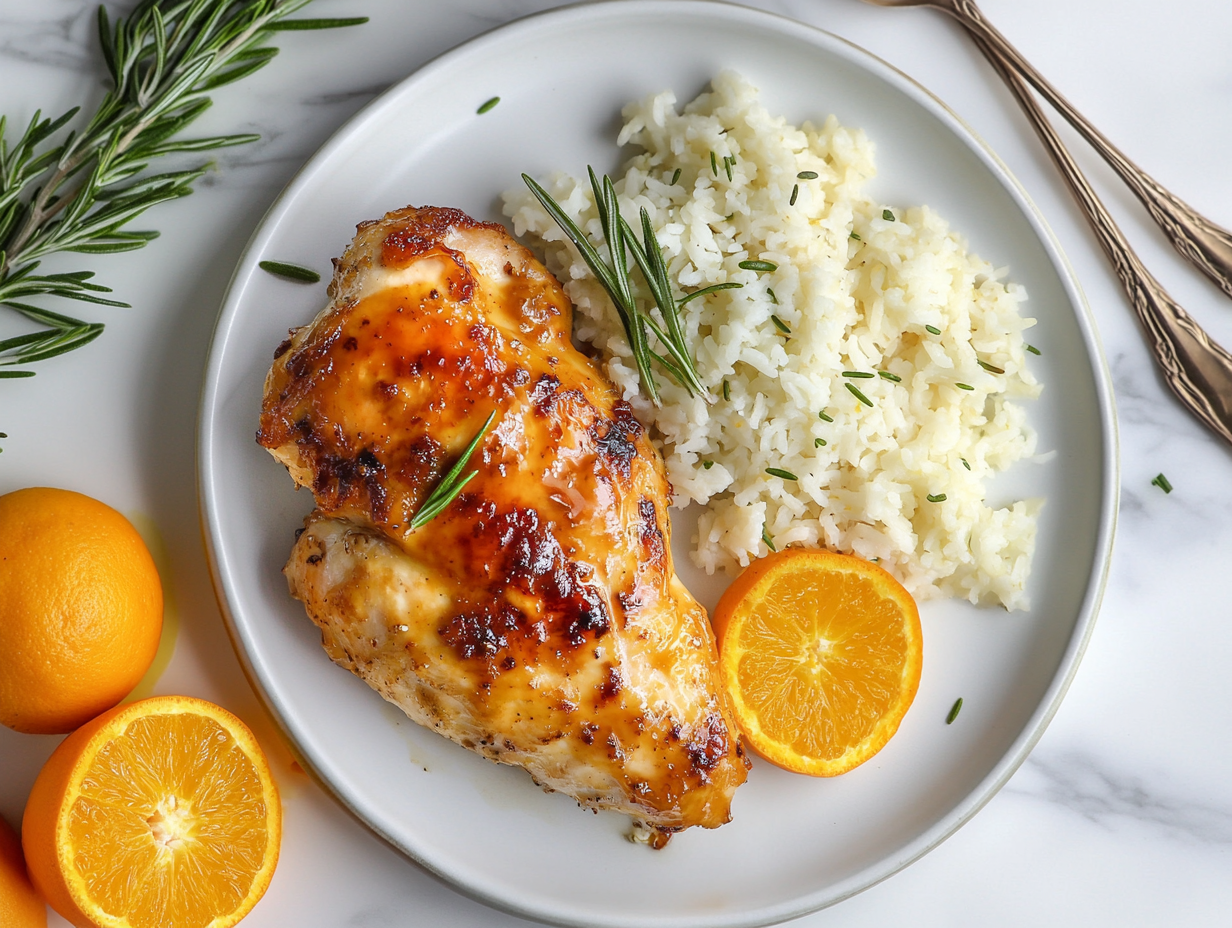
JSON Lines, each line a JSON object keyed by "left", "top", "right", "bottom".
{"left": 861, "top": 0, "right": 1232, "bottom": 445}
{"left": 860, "top": 0, "right": 1232, "bottom": 301}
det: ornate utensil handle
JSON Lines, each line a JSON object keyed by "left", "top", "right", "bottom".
{"left": 938, "top": 0, "right": 1232, "bottom": 300}
{"left": 970, "top": 32, "right": 1232, "bottom": 445}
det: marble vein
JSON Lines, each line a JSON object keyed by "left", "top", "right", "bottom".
{"left": 1010, "top": 752, "right": 1232, "bottom": 846}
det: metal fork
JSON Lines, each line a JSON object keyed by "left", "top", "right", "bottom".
{"left": 861, "top": 0, "right": 1232, "bottom": 446}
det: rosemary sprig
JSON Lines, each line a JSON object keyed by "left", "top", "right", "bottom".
{"left": 410, "top": 411, "right": 497, "bottom": 530}
{"left": 0, "top": 0, "right": 368, "bottom": 377}
{"left": 522, "top": 169, "right": 737, "bottom": 406}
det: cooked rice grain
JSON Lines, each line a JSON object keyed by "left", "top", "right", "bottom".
{"left": 504, "top": 72, "right": 1041, "bottom": 609}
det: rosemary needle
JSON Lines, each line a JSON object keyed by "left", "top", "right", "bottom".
{"left": 771, "top": 315, "right": 791, "bottom": 335}
{"left": 927, "top": 493, "right": 947, "bottom": 503}
{"left": 925, "top": 324, "right": 942, "bottom": 335}
{"left": 789, "top": 184, "right": 798, "bottom": 206}
{"left": 845, "top": 383, "right": 873, "bottom": 407}
{"left": 671, "top": 168, "right": 682, "bottom": 185}
{"left": 765, "top": 467, "right": 798, "bottom": 480}
{"left": 797, "top": 171, "right": 818, "bottom": 180}
{"left": 978, "top": 360, "right": 1005, "bottom": 374}
{"left": 818, "top": 410, "right": 833, "bottom": 422}
{"left": 711, "top": 151, "right": 718, "bottom": 176}
{"left": 883, "top": 209, "right": 896, "bottom": 222}
{"left": 814, "top": 437, "right": 826, "bottom": 448}
{"left": 410, "top": 411, "right": 497, "bottom": 530}
{"left": 476, "top": 96, "right": 500, "bottom": 114}
{"left": 702, "top": 460, "right": 714, "bottom": 470}
{"left": 739, "top": 259, "right": 777, "bottom": 273}
{"left": 842, "top": 371, "right": 874, "bottom": 379}
{"left": 1151, "top": 472, "right": 1173, "bottom": 494}
{"left": 1026, "top": 344, "right": 1041, "bottom": 355}
{"left": 946, "top": 698, "right": 963, "bottom": 724}
{"left": 762, "top": 527, "right": 777, "bottom": 552}
{"left": 259, "top": 260, "right": 320, "bottom": 283}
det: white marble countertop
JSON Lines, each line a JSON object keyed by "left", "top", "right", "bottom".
{"left": 3, "top": 1, "right": 1231, "bottom": 925}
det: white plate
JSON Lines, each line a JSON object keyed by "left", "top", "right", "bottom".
{"left": 198, "top": 3, "right": 1117, "bottom": 926}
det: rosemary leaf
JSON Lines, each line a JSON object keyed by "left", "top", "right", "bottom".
{"left": 476, "top": 96, "right": 500, "bottom": 114}
{"left": 845, "top": 383, "right": 873, "bottom": 407}
{"left": 739, "top": 259, "right": 777, "bottom": 272}
{"left": 677, "top": 281, "right": 742, "bottom": 308}
{"left": 264, "top": 17, "right": 371, "bottom": 31}
{"left": 765, "top": 467, "right": 798, "bottom": 480}
{"left": 946, "top": 697, "right": 963, "bottom": 724}
{"left": 1151, "top": 472, "right": 1173, "bottom": 494}
{"left": 762, "top": 527, "right": 777, "bottom": 552}
{"left": 260, "top": 260, "right": 321, "bottom": 283}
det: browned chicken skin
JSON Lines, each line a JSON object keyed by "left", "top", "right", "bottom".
{"left": 257, "top": 205, "right": 748, "bottom": 843}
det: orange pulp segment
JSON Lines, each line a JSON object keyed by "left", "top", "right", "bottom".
{"left": 22, "top": 695, "right": 280, "bottom": 928}
{"left": 711, "top": 548, "right": 922, "bottom": 777}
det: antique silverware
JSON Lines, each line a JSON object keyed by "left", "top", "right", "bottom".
{"left": 862, "top": 0, "right": 1232, "bottom": 445}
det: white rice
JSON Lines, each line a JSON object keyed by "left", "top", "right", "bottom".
{"left": 503, "top": 72, "right": 1041, "bottom": 610}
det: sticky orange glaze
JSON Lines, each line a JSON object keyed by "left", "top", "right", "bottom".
{"left": 258, "top": 206, "right": 747, "bottom": 836}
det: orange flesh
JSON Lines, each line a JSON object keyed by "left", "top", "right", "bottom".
{"left": 715, "top": 549, "right": 922, "bottom": 776}
{"left": 65, "top": 712, "right": 269, "bottom": 928}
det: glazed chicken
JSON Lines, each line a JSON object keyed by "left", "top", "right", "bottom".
{"left": 257, "top": 205, "right": 748, "bottom": 844}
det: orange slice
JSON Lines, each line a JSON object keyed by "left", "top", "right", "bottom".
{"left": 21, "top": 696, "right": 280, "bottom": 928}
{"left": 712, "top": 548, "right": 922, "bottom": 776}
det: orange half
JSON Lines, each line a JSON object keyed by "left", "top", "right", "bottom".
{"left": 22, "top": 696, "right": 280, "bottom": 928}
{"left": 712, "top": 548, "right": 923, "bottom": 776}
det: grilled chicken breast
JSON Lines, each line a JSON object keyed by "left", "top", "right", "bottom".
{"left": 257, "top": 205, "right": 748, "bottom": 844}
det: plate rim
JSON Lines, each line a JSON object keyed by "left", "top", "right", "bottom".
{"left": 197, "top": 2, "right": 1120, "bottom": 925}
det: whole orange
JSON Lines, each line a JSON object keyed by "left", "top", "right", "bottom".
{"left": 0, "top": 814, "right": 45, "bottom": 927}
{"left": 22, "top": 695, "right": 281, "bottom": 928}
{"left": 0, "top": 487, "right": 163, "bottom": 734}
